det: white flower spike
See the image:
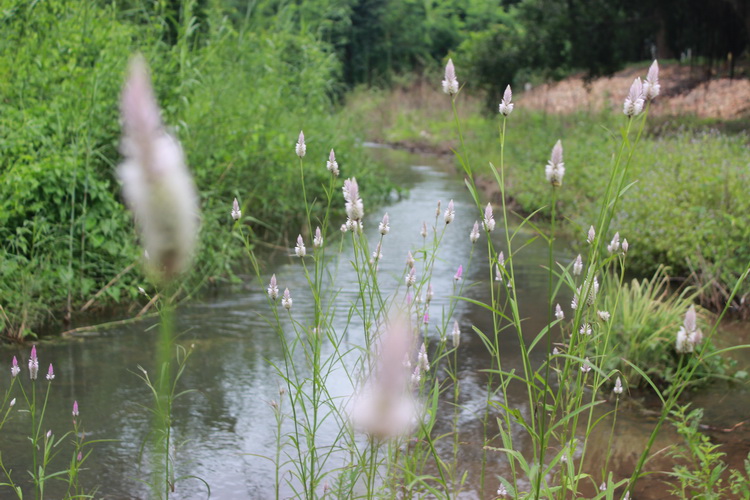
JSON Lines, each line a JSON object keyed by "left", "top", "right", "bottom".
{"left": 545, "top": 139, "right": 565, "bottom": 187}
{"left": 231, "top": 198, "right": 241, "bottom": 221}
{"left": 442, "top": 58, "right": 459, "bottom": 95}
{"left": 326, "top": 149, "right": 339, "bottom": 176}
{"left": 623, "top": 77, "right": 645, "bottom": 116}
{"left": 444, "top": 199, "right": 455, "bottom": 224}
{"left": 295, "top": 130, "right": 306, "bottom": 158}
{"left": 643, "top": 60, "right": 660, "bottom": 100}
{"left": 498, "top": 85, "right": 514, "bottom": 116}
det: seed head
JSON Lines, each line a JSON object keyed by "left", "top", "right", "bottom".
{"left": 498, "top": 85, "right": 514, "bottom": 116}
{"left": 295, "top": 130, "right": 306, "bottom": 158}
{"left": 598, "top": 310, "right": 611, "bottom": 322}
{"left": 442, "top": 58, "right": 459, "bottom": 95}
{"left": 420, "top": 221, "right": 428, "bottom": 238}
{"left": 587, "top": 226, "right": 596, "bottom": 244}
{"left": 9, "top": 398, "right": 15, "bottom": 408}
{"left": 622, "top": 238, "right": 629, "bottom": 253}
{"left": 426, "top": 284, "right": 433, "bottom": 303}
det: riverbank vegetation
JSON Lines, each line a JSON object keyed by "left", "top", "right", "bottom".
{"left": 344, "top": 80, "right": 750, "bottom": 315}
{"left": 2, "top": 0, "right": 749, "bottom": 337}
{"left": 0, "top": 0, "right": 389, "bottom": 339}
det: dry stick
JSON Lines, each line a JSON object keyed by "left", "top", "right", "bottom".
{"left": 60, "top": 312, "right": 159, "bottom": 338}
{"left": 79, "top": 263, "right": 136, "bottom": 312}
{"left": 136, "top": 294, "right": 161, "bottom": 318}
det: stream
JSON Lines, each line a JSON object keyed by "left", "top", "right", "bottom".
{"left": 1, "top": 146, "right": 749, "bottom": 499}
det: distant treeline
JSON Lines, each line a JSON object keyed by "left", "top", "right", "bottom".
{"left": 218, "top": 0, "right": 749, "bottom": 103}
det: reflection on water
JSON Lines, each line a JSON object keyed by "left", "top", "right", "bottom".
{"left": 1, "top": 147, "right": 748, "bottom": 499}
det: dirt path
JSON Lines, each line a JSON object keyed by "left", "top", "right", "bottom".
{"left": 520, "top": 63, "right": 750, "bottom": 120}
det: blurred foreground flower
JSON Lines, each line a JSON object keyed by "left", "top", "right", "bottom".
{"left": 118, "top": 55, "right": 199, "bottom": 282}
{"left": 350, "top": 314, "right": 418, "bottom": 440}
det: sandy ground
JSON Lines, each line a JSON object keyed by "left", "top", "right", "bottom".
{"left": 519, "top": 64, "right": 750, "bottom": 120}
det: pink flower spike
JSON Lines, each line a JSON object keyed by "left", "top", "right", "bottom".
{"left": 29, "top": 346, "right": 39, "bottom": 380}
{"left": 46, "top": 364, "right": 55, "bottom": 381}
{"left": 454, "top": 265, "right": 463, "bottom": 282}
{"left": 73, "top": 400, "right": 79, "bottom": 417}
{"left": 423, "top": 312, "right": 429, "bottom": 325}
{"left": 11, "top": 356, "right": 20, "bottom": 377}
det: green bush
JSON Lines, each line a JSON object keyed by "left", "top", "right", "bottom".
{"left": 0, "top": 0, "right": 389, "bottom": 337}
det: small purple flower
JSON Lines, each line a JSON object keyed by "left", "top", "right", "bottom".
{"left": 454, "top": 265, "right": 463, "bottom": 282}
{"left": 11, "top": 356, "right": 20, "bottom": 378}
{"left": 72, "top": 400, "right": 79, "bottom": 417}
{"left": 46, "top": 364, "right": 55, "bottom": 381}
{"left": 423, "top": 312, "right": 429, "bottom": 325}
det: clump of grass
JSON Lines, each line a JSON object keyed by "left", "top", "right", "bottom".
{"left": 599, "top": 266, "right": 731, "bottom": 389}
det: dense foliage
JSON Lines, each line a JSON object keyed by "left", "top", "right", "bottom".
{"left": 0, "top": 0, "right": 388, "bottom": 337}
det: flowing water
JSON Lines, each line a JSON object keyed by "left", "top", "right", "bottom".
{"left": 1, "top": 146, "right": 748, "bottom": 499}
